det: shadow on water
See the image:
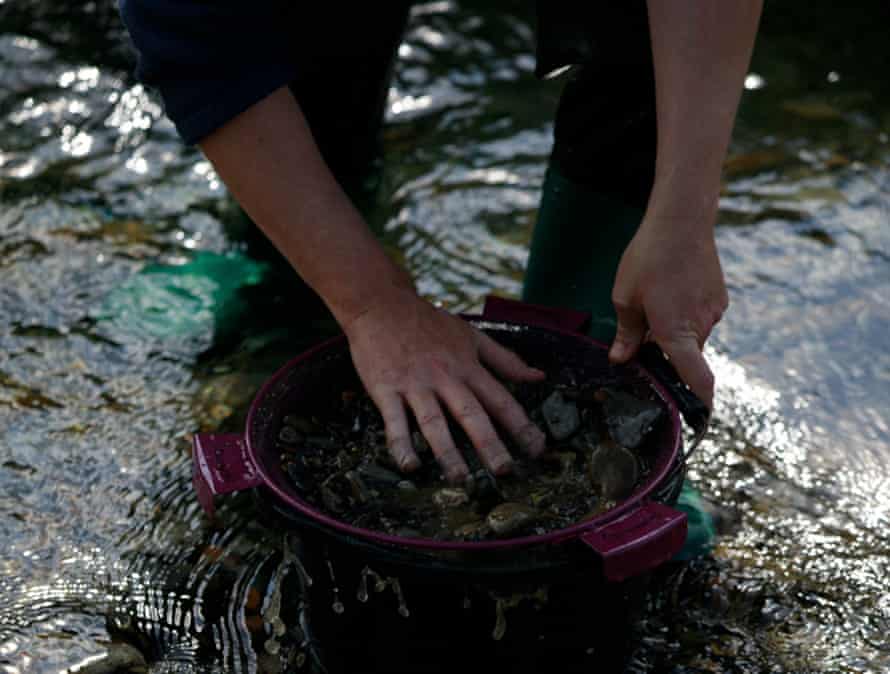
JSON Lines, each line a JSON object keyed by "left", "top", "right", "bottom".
{"left": 0, "top": 0, "right": 888, "bottom": 672}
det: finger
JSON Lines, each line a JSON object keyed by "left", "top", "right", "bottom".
{"left": 658, "top": 334, "right": 715, "bottom": 410}
{"left": 699, "top": 302, "right": 728, "bottom": 349}
{"left": 466, "top": 367, "right": 546, "bottom": 458}
{"left": 404, "top": 389, "right": 468, "bottom": 483}
{"left": 436, "top": 378, "right": 514, "bottom": 475}
{"left": 371, "top": 391, "right": 420, "bottom": 471}
{"left": 477, "top": 332, "right": 545, "bottom": 383}
{"left": 610, "top": 299, "right": 648, "bottom": 363}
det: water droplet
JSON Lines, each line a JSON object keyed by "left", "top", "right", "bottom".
{"left": 492, "top": 598, "right": 507, "bottom": 641}
{"left": 357, "top": 568, "right": 369, "bottom": 603}
{"left": 326, "top": 557, "right": 344, "bottom": 615}
{"left": 392, "top": 579, "right": 410, "bottom": 618}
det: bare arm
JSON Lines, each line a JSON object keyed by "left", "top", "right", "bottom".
{"left": 200, "top": 88, "right": 411, "bottom": 323}
{"left": 201, "top": 87, "right": 546, "bottom": 481}
{"left": 610, "top": 0, "right": 763, "bottom": 407}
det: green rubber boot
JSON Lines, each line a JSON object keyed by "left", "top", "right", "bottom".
{"left": 523, "top": 164, "right": 715, "bottom": 559}
{"left": 522, "top": 166, "right": 641, "bottom": 344}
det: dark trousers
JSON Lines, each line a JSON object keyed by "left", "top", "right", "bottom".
{"left": 296, "top": 3, "right": 658, "bottom": 343}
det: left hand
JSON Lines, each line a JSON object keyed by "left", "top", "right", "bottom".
{"left": 608, "top": 214, "right": 729, "bottom": 409}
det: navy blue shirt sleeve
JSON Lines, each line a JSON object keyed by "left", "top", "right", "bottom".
{"left": 119, "top": 0, "right": 298, "bottom": 144}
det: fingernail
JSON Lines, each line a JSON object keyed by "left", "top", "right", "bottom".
{"left": 446, "top": 467, "right": 468, "bottom": 484}
{"left": 530, "top": 367, "right": 546, "bottom": 378}
{"left": 399, "top": 455, "right": 420, "bottom": 472}
{"left": 520, "top": 426, "right": 546, "bottom": 457}
{"left": 491, "top": 456, "right": 514, "bottom": 476}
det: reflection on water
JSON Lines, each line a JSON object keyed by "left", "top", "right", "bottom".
{"left": 0, "top": 0, "right": 888, "bottom": 671}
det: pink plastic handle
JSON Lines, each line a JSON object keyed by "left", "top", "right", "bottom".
{"left": 192, "top": 433, "right": 263, "bottom": 517}
{"left": 580, "top": 502, "right": 687, "bottom": 582}
{"left": 481, "top": 296, "right": 590, "bottom": 335}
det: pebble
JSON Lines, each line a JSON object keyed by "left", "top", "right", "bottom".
{"left": 358, "top": 463, "right": 402, "bottom": 485}
{"left": 486, "top": 502, "right": 537, "bottom": 536}
{"left": 454, "top": 520, "right": 491, "bottom": 539}
{"left": 432, "top": 488, "right": 470, "bottom": 508}
{"left": 278, "top": 425, "right": 300, "bottom": 445}
{"left": 541, "top": 391, "right": 581, "bottom": 441}
{"left": 394, "top": 527, "right": 422, "bottom": 538}
{"left": 588, "top": 445, "right": 639, "bottom": 501}
{"left": 283, "top": 415, "right": 318, "bottom": 434}
{"left": 344, "top": 471, "right": 370, "bottom": 503}
{"left": 75, "top": 643, "right": 147, "bottom": 674}
{"left": 600, "top": 389, "right": 664, "bottom": 449}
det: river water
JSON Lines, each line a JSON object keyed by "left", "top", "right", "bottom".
{"left": 1, "top": 1, "right": 888, "bottom": 672}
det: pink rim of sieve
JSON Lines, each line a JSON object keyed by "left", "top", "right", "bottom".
{"left": 244, "top": 321, "right": 683, "bottom": 552}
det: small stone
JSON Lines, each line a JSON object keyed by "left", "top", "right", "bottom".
{"left": 344, "top": 471, "right": 370, "bottom": 503}
{"left": 278, "top": 426, "right": 300, "bottom": 445}
{"left": 454, "top": 520, "right": 491, "bottom": 540}
{"left": 358, "top": 463, "right": 402, "bottom": 485}
{"left": 75, "top": 643, "right": 147, "bottom": 674}
{"left": 529, "top": 488, "right": 552, "bottom": 508}
{"left": 470, "top": 469, "right": 498, "bottom": 498}
{"left": 600, "top": 389, "right": 664, "bottom": 449}
{"left": 432, "top": 488, "right": 470, "bottom": 508}
{"left": 320, "top": 485, "right": 344, "bottom": 513}
{"left": 541, "top": 451, "right": 577, "bottom": 475}
{"left": 396, "top": 480, "right": 417, "bottom": 491}
{"left": 588, "top": 445, "right": 639, "bottom": 501}
{"left": 394, "top": 527, "right": 422, "bottom": 538}
{"left": 283, "top": 415, "right": 318, "bottom": 434}
{"left": 210, "top": 403, "right": 232, "bottom": 422}
{"left": 540, "top": 391, "right": 581, "bottom": 441}
{"left": 486, "top": 502, "right": 537, "bottom": 536}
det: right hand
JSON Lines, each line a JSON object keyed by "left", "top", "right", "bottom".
{"left": 343, "top": 286, "right": 547, "bottom": 483}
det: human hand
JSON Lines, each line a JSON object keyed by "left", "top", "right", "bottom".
{"left": 343, "top": 286, "right": 547, "bottom": 483}
{"left": 608, "top": 216, "right": 728, "bottom": 408}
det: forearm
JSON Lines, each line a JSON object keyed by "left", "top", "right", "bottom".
{"left": 199, "top": 86, "right": 413, "bottom": 327}
{"left": 645, "top": 0, "right": 762, "bottom": 229}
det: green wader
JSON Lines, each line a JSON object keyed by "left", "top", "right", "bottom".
{"left": 526, "top": 2, "right": 716, "bottom": 555}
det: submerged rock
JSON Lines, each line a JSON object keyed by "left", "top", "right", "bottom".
{"left": 600, "top": 389, "right": 664, "bottom": 449}
{"left": 454, "top": 520, "right": 492, "bottom": 540}
{"left": 344, "top": 470, "right": 371, "bottom": 503}
{"left": 432, "top": 487, "right": 470, "bottom": 508}
{"left": 320, "top": 484, "right": 345, "bottom": 513}
{"left": 283, "top": 415, "right": 320, "bottom": 434}
{"left": 278, "top": 425, "right": 300, "bottom": 445}
{"left": 540, "top": 391, "right": 581, "bottom": 441}
{"left": 77, "top": 643, "right": 148, "bottom": 674}
{"left": 394, "top": 527, "right": 422, "bottom": 538}
{"left": 486, "top": 502, "right": 537, "bottom": 536}
{"left": 541, "top": 450, "right": 577, "bottom": 475}
{"left": 588, "top": 445, "right": 639, "bottom": 501}
{"left": 357, "top": 462, "right": 402, "bottom": 486}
